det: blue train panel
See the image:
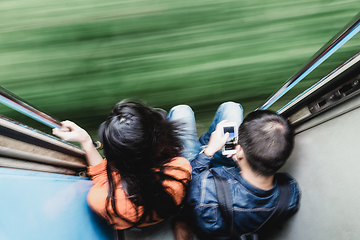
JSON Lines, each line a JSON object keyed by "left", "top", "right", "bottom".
{"left": 0, "top": 167, "right": 114, "bottom": 240}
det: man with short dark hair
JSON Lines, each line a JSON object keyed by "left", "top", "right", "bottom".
{"left": 185, "top": 103, "right": 301, "bottom": 239}
{"left": 236, "top": 110, "right": 294, "bottom": 177}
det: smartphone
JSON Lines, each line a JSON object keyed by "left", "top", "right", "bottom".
{"left": 222, "top": 122, "right": 238, "bottom": 155}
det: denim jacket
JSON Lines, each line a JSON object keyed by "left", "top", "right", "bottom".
{"left": 187, "top": 153, "right": 301, "bottom": 237}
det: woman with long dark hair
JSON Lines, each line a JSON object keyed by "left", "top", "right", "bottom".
{"left": 53, "top": 100, "right": 200, "bottom": 231}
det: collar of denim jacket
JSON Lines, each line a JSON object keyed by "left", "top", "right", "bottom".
{"left": 223, "top": 167, "right": 278, "bottom": 197}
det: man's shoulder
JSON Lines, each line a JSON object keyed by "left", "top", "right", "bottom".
{"left": 212, "top": 165, "right": 239, "bottom": 178}
{"left": 275, "top": 172, "right": 301, "bottom": 192}
{"left": 190, "top": 164, "right": 238, "bottom": 181}
{"left": 187, "top": 168, "right": 301, "bottom": 235}
{"left": 275, "top": 172, "right": 301, "bottom": 210}
{"left": 187, "top": 166, "right": 238, "bottom": 202}
{"left": 275, "top": 172, "right": 296, "bottom": 181}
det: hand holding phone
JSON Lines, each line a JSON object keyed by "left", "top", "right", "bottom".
{"left": 203, "top": 120, "right": 230, "bottom": 157}
{"left": 222, "top": 122, "right": 238, "bottom": 155}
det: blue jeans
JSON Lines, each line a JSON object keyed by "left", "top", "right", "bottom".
{"left": 168, "top": 102, "right": 243, "bottom": 167}
{"left": 167, "top": 105, "right": 201, "bottom": 161}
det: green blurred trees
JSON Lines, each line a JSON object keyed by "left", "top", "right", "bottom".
{"left": 0, "top": 0, "right": 359, "bottom": 138}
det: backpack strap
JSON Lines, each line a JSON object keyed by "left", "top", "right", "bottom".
{"left": 211, "top": 169, "right": 240, "bottom": 239}
{"left": 253, "top": 173, "right": 291, "bottom": 235}
{"left": 212, "top": 171, "right": 291, "bottom": 240}
{"left": 212, "top": 170, "right": 234, "bottom": 232}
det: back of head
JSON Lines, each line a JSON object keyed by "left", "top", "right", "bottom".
{"left": 237, "top": 110, "right": 294, "bottom": 176}
{"left": 103, "top": 100, "right": 154, "bottom": 172}
{"left": 101, "top": 100, "right": 184, "bottom": 224}
{"left": 102, "top": 100, "right": 182, "bottom": 173}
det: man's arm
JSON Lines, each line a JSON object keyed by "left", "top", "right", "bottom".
{"left": 190, "top": 153, "right": 212, "bottom": 177}
{"left": 191, "top": 120, "right": 230, "bottom": 177}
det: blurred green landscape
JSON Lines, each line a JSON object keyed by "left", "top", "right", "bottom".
{"left": 0, "top": 0, "right": 359, "bottom": 139}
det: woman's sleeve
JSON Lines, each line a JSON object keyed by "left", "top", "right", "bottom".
{"left": 162, "top": 157, "right": 192, "bottom": 205}
{"left": 87, "top": 158, "right": 108, "bottom": 186}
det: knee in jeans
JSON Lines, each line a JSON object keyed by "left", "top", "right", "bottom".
{"left": 220, "top": 101, "right": 238, "bottom": 108}
{"left": 218, "top": 102, "right": 243, "bottom": 119}
{"left": 169, "top": 105, "right": 194, "bottom": 119}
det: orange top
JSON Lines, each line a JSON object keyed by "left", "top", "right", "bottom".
{"left": 87, "top": 157, "right": 191, "bottom": 230}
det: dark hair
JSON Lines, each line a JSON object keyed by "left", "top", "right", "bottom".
{"left": 237, "top": 110, "right": 294, "bottom": 176}
{"left": 102, "top": 100, "right": 188, "bottom": 226}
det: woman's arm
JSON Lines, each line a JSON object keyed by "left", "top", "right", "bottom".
{"left": 52, "top": 120, "right": 103, "bottom": 166}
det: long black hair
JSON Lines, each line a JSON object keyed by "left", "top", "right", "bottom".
{"left": 102, "top": 100, "right": 189, "bottom": 226}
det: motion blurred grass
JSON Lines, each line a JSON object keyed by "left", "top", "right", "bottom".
{"left": 0, "top": 0, "right": 359, "bottom": 139}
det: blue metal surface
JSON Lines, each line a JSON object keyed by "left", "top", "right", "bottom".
{"left": 259, "top": 11, "right": 360, "bottom": 110}
{"left": 0, "top": 86, "right": 62, "bottom": 129}
{"left": 277, "top": 51, "right": 360, "bottom": 113}
{"left": 0, "top": 167, "right": 114, "bottom": 240}
{"left": 0, "top": 96, "right": 61, "bottom": 129}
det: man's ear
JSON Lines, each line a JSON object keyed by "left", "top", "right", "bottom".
{"left": 235, "top": 144, "right": 245, "bottom": 160}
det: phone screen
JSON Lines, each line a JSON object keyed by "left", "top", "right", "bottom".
{"left": 223, "top": 126, "right": 236, "bottom": 150}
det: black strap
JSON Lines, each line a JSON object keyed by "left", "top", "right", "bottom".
{"left": 255, "top": 174, "right": 291, "bottom": 234}
{"left": 212, "top": 171, "right": 291, "bottom": 240}
{"left": 212, "top": 170, "right": 235, "bottom": 236}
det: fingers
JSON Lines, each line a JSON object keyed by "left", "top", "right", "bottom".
{"left": 214, "top": 121, "right": 229, "bottom": 142}
{"left": 52, "top": 128, "right": 59, "bottom": 135}
{"left": 205, "top": 121, "right": 231, "bottom": 157}
{"left": 53, "top": 120, "right": 90, "bottom": 144}
{"left": 215, "top": 120, "right": 228, "bottom": 131}
{"left": 52, "top": 127, "right": 68, "bottom": 139}
{"left": 62, "top": 127, "right": 71, "bottom": 132}
{"left": 60, "top": 120, "right": 77, "bottom": 131}
{"left": 223, "top": 132, "right": 229, "bottom": 140}
{"left": 52, "top": 120, "right": 76, "bottom": 140}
